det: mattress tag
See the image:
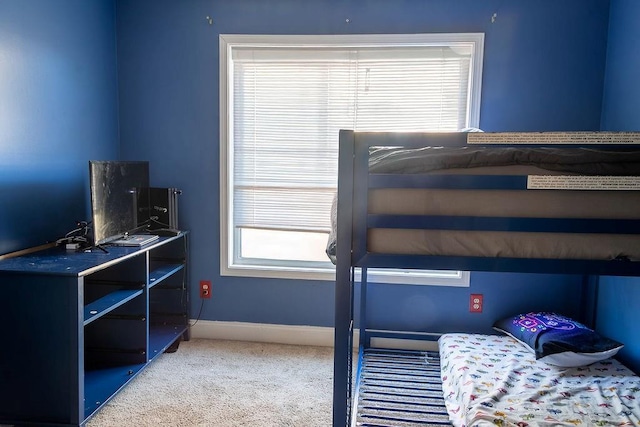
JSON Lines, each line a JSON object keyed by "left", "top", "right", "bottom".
{"left": 467, "top": 132, "right": 640, "bottom": 145}
{"left": 527, "top": 175, "right": 640, "bottom": 190}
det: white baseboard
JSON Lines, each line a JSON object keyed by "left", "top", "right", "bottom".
{"left": 188, "top": 321, "right": 442, "bottom": 351}
{"left": 189, "top": 320, "right": 360, "bottom": 348}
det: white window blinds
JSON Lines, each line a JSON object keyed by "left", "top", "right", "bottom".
{"left": 231, "top": 42, "right": 478, "bottom": 234}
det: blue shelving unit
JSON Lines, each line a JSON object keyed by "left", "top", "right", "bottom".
{"left": 0, "top": 233, "right": 190, "bottom": 426}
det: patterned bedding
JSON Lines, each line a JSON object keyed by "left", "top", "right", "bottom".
{"left": 439, "top": 333, "right": 640, "bottom": 427}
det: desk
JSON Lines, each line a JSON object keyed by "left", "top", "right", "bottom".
{"left": 0, "top": 233, "right": 189, "bottom": 426}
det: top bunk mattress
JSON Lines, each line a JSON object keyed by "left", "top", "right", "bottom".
{"left": 367, "top": 145, "right": 640, "bottom": 175}
{"left": 327, "top": 145, "right": 640, "bottom": 264}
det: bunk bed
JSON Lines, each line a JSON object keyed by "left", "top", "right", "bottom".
{"left": 330, "top": 130, "right": 640, "bottom": 427}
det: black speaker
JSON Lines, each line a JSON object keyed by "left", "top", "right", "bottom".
{"left": 136, "top": 187, "right": 181, "bottom": 230}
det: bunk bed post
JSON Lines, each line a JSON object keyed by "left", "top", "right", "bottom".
{"left": 359, "top": 268, "right": 368, "bottom": 348}
{"left": 333, "top": 130, "right": 356, "bottom": 427}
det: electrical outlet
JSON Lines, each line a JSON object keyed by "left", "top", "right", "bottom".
{"left": 470, "top": 293, "right": 483, "bottom": 313}
{"left": 200, "top": 280, "right": 212, "bottom": 299}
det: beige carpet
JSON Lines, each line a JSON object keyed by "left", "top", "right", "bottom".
{"left": 86, "top": 339, "right": 334, "bottom": 427}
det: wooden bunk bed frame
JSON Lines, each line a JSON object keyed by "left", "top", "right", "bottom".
{"left": 332, "top": 130, "right": 640, "bottom": 427}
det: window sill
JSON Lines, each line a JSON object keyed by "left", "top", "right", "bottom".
{"left": 221, "top": 263, "right": 470, "bottom": 287}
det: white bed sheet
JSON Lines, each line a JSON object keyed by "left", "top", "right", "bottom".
{"left": 439, "top": 333, "right": 640, "bottom": 427}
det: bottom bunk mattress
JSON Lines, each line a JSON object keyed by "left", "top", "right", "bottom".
{"left": 439, "top": 333, "right": 640, "bottom": 427}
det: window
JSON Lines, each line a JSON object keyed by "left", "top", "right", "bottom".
{"left": 220, "top": 34, "right": 483, "bottom": 284}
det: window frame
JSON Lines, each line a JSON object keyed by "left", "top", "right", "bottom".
{"left": 220, "top": 33, "right": 483, "bottom": 286}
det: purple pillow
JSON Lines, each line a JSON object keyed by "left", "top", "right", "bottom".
{"left": 493, "top": 312, "right": 623, "bottom": 367}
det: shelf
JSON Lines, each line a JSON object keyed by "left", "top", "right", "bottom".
{"left": 0, "top": 232, "right": 189, "bottom": 426}
{"left": 149, "top": 323, "right": 188, "bottom": 360}
{"left": 148, "top": 263, "right": 184, "bottom": 289}
{"left": 84, "top": 289, "right": 144, "bottom": 326}
{"left": 84, "top": 325, "right": 188, "bottom": 418}
{"left": 84, "top": 363, "right": 146, "bottom": 419}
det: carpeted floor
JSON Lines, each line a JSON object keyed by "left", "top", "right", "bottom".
{"left": 86, "top": 339, "right": 334, "bottom": 427}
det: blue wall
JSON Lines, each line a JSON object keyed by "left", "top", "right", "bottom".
{"left": 598, "top": 0, "right": 640, "bottom": 375}
{"left": 367, "top": 272, "right": 585, "bottom": 333}
{"left": 601, "top": 0, "right": 640, "bottom": 132}
{"left": 2, "top": 0, "right": 626, "bottom": 342}
{"left": 597, "top": 277, "right": 640, "bottom": 374}
{"left": 0, "top": 0, "right": 119, "bottom": 255}
{"left": 114, "top": 0, "right": 610, "bottom": 329}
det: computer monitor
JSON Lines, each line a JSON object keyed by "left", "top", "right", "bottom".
{"left": 89, "top": 160, "right": 150, "bottom": 245}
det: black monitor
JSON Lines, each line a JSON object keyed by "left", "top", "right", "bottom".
{"left": 89, "top": 161, "right": 150, "bottom": 245}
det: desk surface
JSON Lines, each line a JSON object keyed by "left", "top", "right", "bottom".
{"left": 0, "top": 233, "right": 185, "bottom": 277}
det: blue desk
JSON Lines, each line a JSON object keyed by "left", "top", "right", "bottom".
{"left": 0, "top": 233, "right": 189, "bottom": 426}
